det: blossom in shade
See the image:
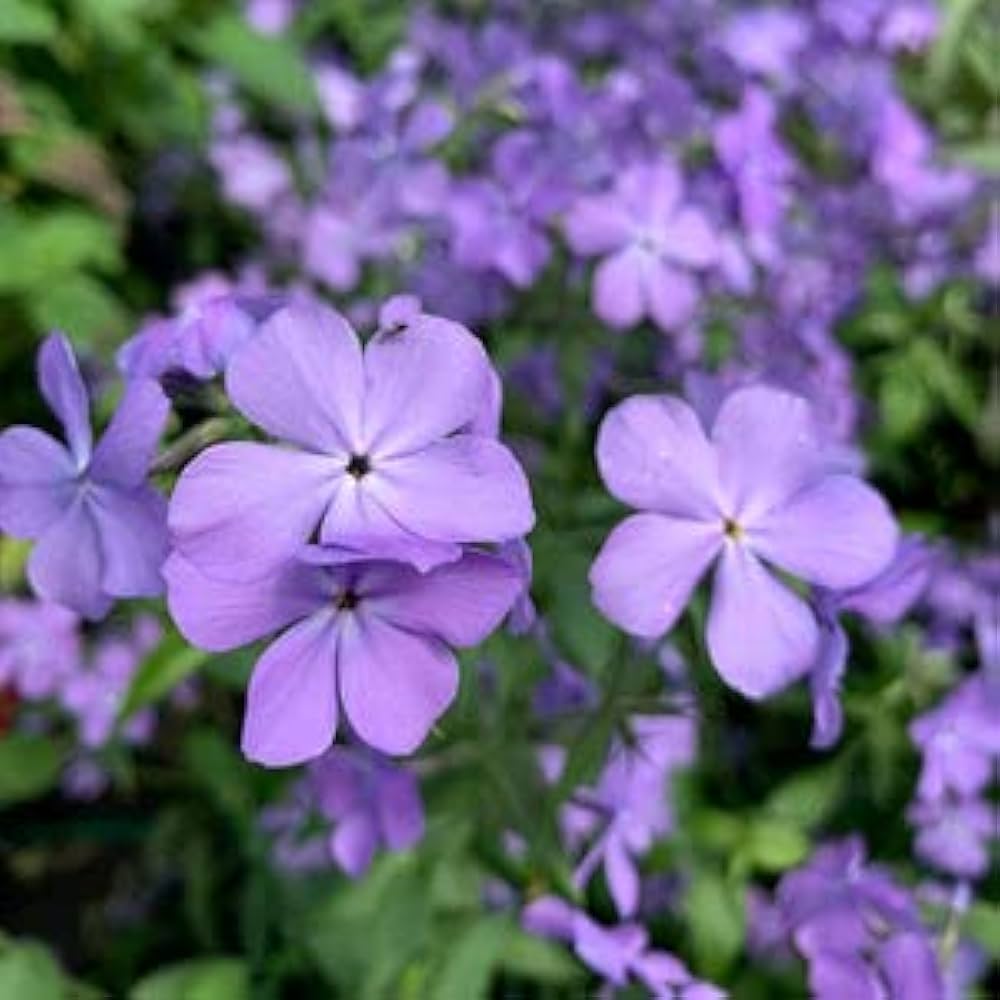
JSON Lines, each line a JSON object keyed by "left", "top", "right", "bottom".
{"left": 776, "top": 837, "right": 944, "bottom": 1000}
{"left": 565, "top": 160, "right": 717, "bottom": 332}
{"left": 0, "top": 334, "right": 170, "bottom": 619}
{"left": 169, "top": 301, "right": 534, "bottom": 581}
{"left": 165, "top": 548, "right": 521, "bottom": 765}
{"left": 309, "top": 746, "right": 424, "bottom": 876}
{"left": 590, "top": 385, "right": 898, "bottom": 698}
{"left": 0, "top": 599, "right": 81, "bottom": 700}
{"left": 552, "top": 715, "right": 695, "bottom": 917}
{"left": 908, "top": 797, "right": 996, "bottom": 880}
{"left": 523, "top": 896, "right": 724, "bottom": 998}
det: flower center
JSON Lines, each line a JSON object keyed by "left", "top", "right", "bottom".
{"left": 723, "top": 518, "right": 744, "bottom": 541}
{"left": 336, "top": 590, "right": 359, "bottom": 611}
{"left": 346, "top": 454, "right": 371, "bottom": 479}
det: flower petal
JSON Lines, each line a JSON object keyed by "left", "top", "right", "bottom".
{"left": 362, "top": 315, "right": 494, "bottom": 456}
{"left": 751, "top": 476, "right": 898, "bottom": 589}
{"left": 338, "top": 615, "right": 458, "bottom": 756}
{"left": 596, "top": 395, "right": 720, "bottom": 518}
{"left": 590, "top": 513, "right": 721, "bottom": 638}
{"left": 661, "top": 207, "right": 718, "bottom": 267}
{"left": 89, "top": 485, "right": 169, "bottom": 598}
{"left": 27, "top": 501, "right": 112, "bottom": 621}
{"left": 320, "top": 477, "right": 462, "bottom": 572}
{"left": 225, "top": 300, "right": 363, "bottom": 453}
{"left": 164, "top": 552, "right": 325, "bottom": 651}
{"left": 360, "top": 551, "right": 521, "bottom": 647}
{"left": 375, "top": 769, "right": 425, "bottom": 850}
{"left": 645, "top": 261, "right": 699, "bottom": 332}
{"left": 0, "top": 427, "right": 75, "bottom": 537}
{"left": 90, "top": 380, "right": 169, "bottom": 488}
{"left": 593, "top": 248, "right": 645, "bottom": 329}
{"left": 370, "top": 436, "right": 535, "bottom": 544}
{"left": 711, "top": 385, "right": 826, "bottom": 523}
{"left": 605, "top": 836, "right": 640, "bottom": 918}
{"left": 38, "top": 333, "right": 91, "bottom": 465}
{"left": 330, "top": 812, "right": 378, "bottom": 876}
{"left": 169, "top": 442, "right": 339, "bottom": 583}
{"left": 564, "top": 195, "right": 631, "bottom": 256}
{"left": 241, "top": 614, "right": 339, "bottom": 767}
{"left": 707, "top": 543, "right": 817, "bottom": 698}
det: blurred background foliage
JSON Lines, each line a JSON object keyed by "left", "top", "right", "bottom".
{"left": 0, "top": 0, "right": 996, "bottom": 997}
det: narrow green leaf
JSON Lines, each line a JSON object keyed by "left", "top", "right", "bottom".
{"left": 120, "top": 629, "right": 209, "bottom": 719}
{"left": 432, "top": 916, "right": 511, "bottom": 1000}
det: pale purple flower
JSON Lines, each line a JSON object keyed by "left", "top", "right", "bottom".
{"left": 714, "top": 88, "right": 795, "bottom": 264}
{"left": 590, "top": 386, "right": 898, "bottom": 698}
{"left": 879, "top": 3, "right": 938, "bottom": 52}
{"left": 165, "top": 549, "right": 521, "bottom": 765}
{"left": 60, "top": 616, "right": 161, "bottom": 748}
{"left": 0, "top": 335, "right": 170, "bottom": 619}
{"left": 0, "top": 599, "right": 81, "bottom": 700}
{"left": 567, "top": 715, "right": 695, "bottom": 918}
{"left": 523, "top": 897, "right": 725, "bottom": 998}
{"left": 170, "top": 301, "right": 533, "bottom": 581}
{"left": 777, "top": 838, "right": 944, "bottom": 1000}
{"left": 719, "top": 9, "right": 809, "bottom": 85}
{"left": 909, "top": 797, "right": 996, "bottom": 879}
{"left": 210, "top": 134, "right": 292, "bottom": 214}
{"left": 565, "top": 160, "right": 717, "bottom": 333}
{"left": 309, "top": 746, "right": 424, "bottom": 876}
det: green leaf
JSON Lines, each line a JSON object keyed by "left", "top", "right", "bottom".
{"left": 188, "top": 15, "right": 318, "bottom": 112}
{"left": 130, "top": 958, "right": 249, "bottom": 1000}
{"left": 181, "top": 728, "right": 255, "bottom": 828}
{"left": 27, "top": 274, "right": 130, "bottom": 346}
{"left": 684, "top": 872, "right": 746, "bottom": 978}
{"left": 763, "top": 762, "right": 844, "bottom": 832}
{"left": 497, "top": 929, "right": 582, "bottom": 985}
{"left": 0, "top": 940, "right": 63, "bottom": 1000}
{"left": 744, "top": 820, "right": 809, "bottom": 873}
{"left": 431, "top": 916, "right": 511, "bottom": 1000}
{"left": 0, "top": 734, "right": 62, "bottom": 806}
{"left": 0, "top": 209, "right": 121, "bottom": 293}
{"left": 963, "top": 903, "right": 1000, "bottom": 959}
{"left": 120, "top": 630, "right": 209, "bottom": 719}
{"left": 928, "top": 0, "right": 984, "bottom": 91}
{"left": 948, "top": 140, "right": 1000, "bottom": 173}
{"left": 0, "top": 0, "right": 58, "bottom": 43}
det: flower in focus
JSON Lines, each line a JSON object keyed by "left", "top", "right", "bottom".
{"left": 165, "top": 549, "right": 521, "bottom": 765}
{"left": 565, "top": 160, "right": 717, "bottom": 333}
{"left": 170, "top": 300, "right": 534, "bottom": 581}
{"left": 0, "top": 335, "right": 170, "bottom": 619}
{"left": 590, "top": 385, "right": 898, "bottom": 698}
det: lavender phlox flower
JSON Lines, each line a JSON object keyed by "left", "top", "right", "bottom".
{"left": 0, "top": 599, "right": 81, "bottom": 700}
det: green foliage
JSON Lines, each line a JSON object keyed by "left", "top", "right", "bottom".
{"left": 0, "top": 734, "right": 62, "bottom": 806}
{"left": 130, "top": 958, "right": 249, "bottom": 1000}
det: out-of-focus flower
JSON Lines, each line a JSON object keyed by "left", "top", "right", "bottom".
{"left": 309, "top": 746, "right": 424, "bottom": 876}
{"left": 0, "top": 335, "right": 169, "bottom": 619}
{"left": 565, "top": 160, "right": 717, "bottom": 333}
{"left": 0, "top": 599, "right": 81, "bottom": 700}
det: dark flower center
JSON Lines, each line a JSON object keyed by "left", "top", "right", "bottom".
{"left": 346, "top": 454, "right": 371, "bottom": 479}
{"left": 336, "top": 590, "right": 359, "bottom": 611}
{"left": 723, "top": 518, "right": 743, "bottom": 541}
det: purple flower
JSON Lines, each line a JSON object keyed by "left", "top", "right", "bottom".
{"left": 0, "top": 599, "right": 81, "bottom": 700}
{"left": 590, "top": 386, "right": 898, "bottom": 698}
{"left": 554, "top": 715, "right": 696, "bottom": 917}
{"left": 118, "top": 291, "right": 285, "bottom": 382}
{"left": 309, "top": 746, "right": 424, "bottom": 876}
{"left": 719, "top": 9, "right": 809, "bottom": 85}
{"left": 170, "top": 301, "right": 534, "bottom": 581}
{"left": 210, "top": 133, "right": 292, "bottom": 214}
{"left": 565, "top": 160, "right": 717, "bottom": 333}
{"left": 165, "top": 549, "right": 521, "bottom": 765}
{"left": 523, "top": 896, "right": 724, "bottom": 998}
{"left": 909, "top": 797, "right": 996, "bottom": 879}
{"left": 0, "top": 335, "right": 170, "bottom": 619}
{"left": 777, "top": 838, "right": 944, "bottom": 1000}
